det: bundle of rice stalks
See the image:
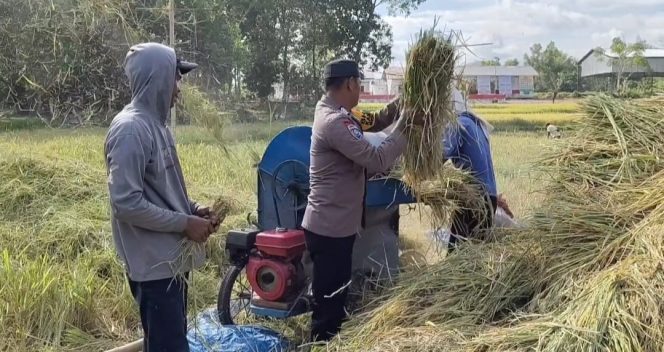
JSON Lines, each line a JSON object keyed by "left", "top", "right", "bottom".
{"left": 401, "top": 28, "right": 458, "bottom": 185}
{"left": 0, "top": 156, "right": 110, "bottom": 260}
{"left": 525, "top": 95, "right": 664, "bottom": 300}
{"left": 469, "top": 227, "right": 663, "bottom": 351}
{"left": 393, "top": 163, "right": 489, "bottom": 236}
{"left": 212, "top": 195, "right": 241, "bottom": 224}
{"left": 539, "top": 94, "right": 664, "bottom": 189}
{"left": 334, "top": 325, "right": 466, "bottom": 352}
{"left": 0, "top": 250, "right": 138, "bottom": 351}
{"left": 327, "top": 95, "right": 664, "bottom": 351}
{"left": 408, "top": 166, "right": 490, "bottom": 233}
{"left": 171, "top": 195, "right": 242, "bottom": 277}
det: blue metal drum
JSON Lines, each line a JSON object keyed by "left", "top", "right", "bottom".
{"left": 256, "top": 126, "right": 415, "bottom": 231}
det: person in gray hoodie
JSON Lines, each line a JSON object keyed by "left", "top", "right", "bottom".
{"left": 104, "top": 42, "right": 219, "bottom": 352}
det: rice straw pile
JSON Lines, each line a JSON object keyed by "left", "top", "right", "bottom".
{"left": 0, "top": 155, "right": 136, "bottom": 350}
{"left": 321, "top": 94, "right": 664, "bottom": 351}
{"left": 401, "top": 29, "right": 458, "bottom": 186}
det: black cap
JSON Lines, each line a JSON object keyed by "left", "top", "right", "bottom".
{"left": 323, "top": 59, "right": 363, "bottom": 80}
{"left": 177, "top": 58, "right": 198, "bottom": 75}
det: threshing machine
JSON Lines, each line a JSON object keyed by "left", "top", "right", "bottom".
{"left": 217, "top": 126, "right": 416, "bottom": 325}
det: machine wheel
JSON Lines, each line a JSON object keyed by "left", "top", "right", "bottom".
{"left": 217, "top": 264, "right": 253, "bottom": 325}
{"left": 271, "top": 159, "right": 310, "bottom": 212}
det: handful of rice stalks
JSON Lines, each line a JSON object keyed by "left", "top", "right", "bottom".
{"left": 171, "top": 195, "right": 238, "bottom": 277}
{"left": 400, "top": 165, "right": 489, "bottom": 232}
{"left": 212, "top": 196, "right": 238, "bottom": 225}
{"left": 401, "top": 29, "right": 459, "bottom": 186}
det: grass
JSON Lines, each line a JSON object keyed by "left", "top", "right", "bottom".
{"left": 472, "top": 101, "right": 579, "bottom": 114}
{"left": 359, "top": 100, "right": 582, "bottom": 133}
{"left": 0, "top": 101, "right": 560, "bottom": 351}
{"left": 0, "top": 117, "right": 46, "bottom": 131}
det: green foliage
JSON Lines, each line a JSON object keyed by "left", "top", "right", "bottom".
{"left": 0, "top": 0, "right": 144, "bottom": 125}
{"left": 524, "top": 42, "right": 577, "bottom": 102}
{"left": 504, "top": 58, "right": 519, "bottom": 66}
{"left": 594, "top": 37, "right": 650, "bottom": 94}
{"left": 382, "top": 0, "right": 427, "bottom": 15}
{"left": 231, "top": 0, "right": 425, "bottom": 100}
{"left": 481, "top": 57, "right": 501, "bottom": 66}
{"left": 1, "top": 0, "right": 423, "bottom": 120}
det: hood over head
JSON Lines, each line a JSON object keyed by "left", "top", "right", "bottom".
{"left": 452, "top": 86, "right": 494, "bottom": 133}
{"left": 124, "top": 43, "right": 177, "bottom": 124}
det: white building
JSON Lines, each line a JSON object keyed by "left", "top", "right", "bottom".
{"left": 461, "top": 65, "right": 538, "bottom": 97}
{"left": 383, "top": 67, "right": 405, "bottom": 95}
{"left": 360, "top": 71, "right": 388, "bottom": 96}
{"left": 578, "top": 48, "right": 664, "bottom": 78}
{"left": 360, "top": 65, "right": 538, "bottom": 102}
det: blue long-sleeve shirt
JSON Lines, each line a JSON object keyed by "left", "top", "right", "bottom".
{"left": 443, "top": 112, "right": 497, "bottom": 197}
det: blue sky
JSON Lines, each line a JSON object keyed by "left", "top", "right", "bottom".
{"left": 377, "top": 0, "right": 664, "bottom": 66}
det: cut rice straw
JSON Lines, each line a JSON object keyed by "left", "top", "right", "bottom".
{"left": 322, "top": 95, "right": 664, "bottom": 351}
{"left": 401, "top": 26, "right": 459, "bottom": 186}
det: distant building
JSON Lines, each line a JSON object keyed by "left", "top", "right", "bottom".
{"left": 359, "top": 68, "right": 401, "bottom": 103}
{"left": 360, "top": 65, "right": 538, "bottom": 103}
{"left": 578, "top": 48, "right": 664, "bottom": 78}
{"left": 461, "top": 65, "right": 538, "bottom": 98}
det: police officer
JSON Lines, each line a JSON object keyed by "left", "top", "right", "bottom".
{"left": 301, "top": 59, "right": 412, "bottom": 342}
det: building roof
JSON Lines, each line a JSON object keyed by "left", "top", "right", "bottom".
{"left": 382, "top": 66, "right": 405, "bottom": 80}
{"left": 362, "top": 71, "right": 383, "bottom": 80}
{"left": 579, "top": 48, "right": 664, "bottom": 64}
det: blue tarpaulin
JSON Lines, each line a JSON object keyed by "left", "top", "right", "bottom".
{"left": 187, "top": 308, "right": 291, "bottom": 352}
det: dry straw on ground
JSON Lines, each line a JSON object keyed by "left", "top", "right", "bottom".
{"left": 321, "top": 95, "right": 664, "bottom": 352}
{"left": 0, "top": 156, "right": 135, "bottom": 351}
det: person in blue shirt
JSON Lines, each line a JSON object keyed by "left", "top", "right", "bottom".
{"left": 442, "top": 89, "right": 506, "bottom": 251}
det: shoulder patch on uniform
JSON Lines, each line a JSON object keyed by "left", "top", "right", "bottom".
{"left": 343, "top": 119, "right": 363, "bottom": 140}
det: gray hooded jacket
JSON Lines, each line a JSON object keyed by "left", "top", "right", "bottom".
{"left": 104, "top": 43, "right": 204, "bottom": 282}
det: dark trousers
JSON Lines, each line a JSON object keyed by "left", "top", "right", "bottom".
{"left": 449, "top": 195, "right": 497, "bottom": 252}
{"left": 304, "top": 230, "right": 356, "bottom": 342}
{"left": 128, "top": 274, "right": 190, "bottom": 352}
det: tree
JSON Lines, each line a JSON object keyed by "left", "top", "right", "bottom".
{"left": 0, "top": 0, "right": 145, "bottom": 124}
{"left": 177, "top": 0, "right": 245, "bottom": 95}
{"left": 232, "top": 0, "right": 425, "bottom": 100}
{"left": 325, "top": 0, "right": 424, "bottom": 70}
{"left": 481, "top": 57, "right": 501, "bottom": 66}
{"left": 594, "top": 37, "right": 649, "bottom": 93}
{"left": 504, "top": 58, "right": 519, "bottom": 66}
{"left": 230, "top": 0, "right": 283, "bottom": 100}
{"left": 524, "top": 42, "right": 576, "bottom": 103}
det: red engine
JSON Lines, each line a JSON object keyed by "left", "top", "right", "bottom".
{"left": 246, "top": 228, "right": 307, "bottom": 302}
